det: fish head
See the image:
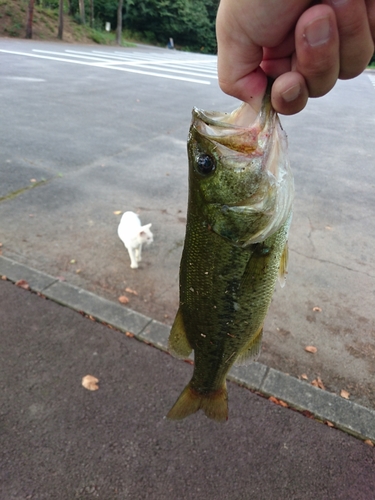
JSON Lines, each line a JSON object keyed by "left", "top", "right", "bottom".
{"left": 188, "top": 91, "right": 294, "bottom": 246}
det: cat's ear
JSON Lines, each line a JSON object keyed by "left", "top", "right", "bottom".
{"left": 144, "top": 223, "right": 152, "bottom": 229}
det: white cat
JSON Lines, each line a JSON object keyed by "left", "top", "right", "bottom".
{"left": 117, "top": 211, "right": 153, "bottom": 269}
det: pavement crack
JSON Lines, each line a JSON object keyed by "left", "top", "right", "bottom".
{"left": 0, "top": 177, "right": 54, "bottom": 203}
{"left": 290, "top": 248, "right": 375, "bottom": 278}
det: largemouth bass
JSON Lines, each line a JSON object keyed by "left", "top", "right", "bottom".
{"left": 167, "top": 88, "right": 294, "bottom": 422}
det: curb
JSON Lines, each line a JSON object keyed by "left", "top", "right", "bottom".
{"left": 1, "top": 254, "right": 374, "bottom": 442}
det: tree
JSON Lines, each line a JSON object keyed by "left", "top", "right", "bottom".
{"left": 116, "top": 0, "right": 123, "bottom": 46}
{"left": 25, "top": 0, "right": 36, "bottom": 39}
{"left": 89, "top": 0, "right": 94, "bottom": 28}
{"left": 79, "top": 0, "right": 86, "bottom": 24}
{"left": 58, "top": 0, "right": 64, "bottom": 39}
{"left": 125, "top": 0, "right": 218, "bottom": 53}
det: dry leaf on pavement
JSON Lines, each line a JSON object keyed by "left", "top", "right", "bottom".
{"left": 118, "top": 295, "right": 129, "bottom": 304}
{"left": 305, "top": 345, "right": 317, "bottom": 354}
{"left": 15, "top": 280, "right": 30, "bottom": 290}
{"left": 269, "top": 396, "right": 289, "bottom": 408}
{"left": 364, "top": 440, "right": 374, "bottom": 447}
{"left": 340, "top": 389, "right": 350, "bottom": 399}
{"left": 312, "top": 306, "right": 322, "bottom": 312}
{"left": 300, "top": 373, "right": 308, "bottom": 380}
{"left": 82, "top": 375, "right": 99, "bottom": 391}
{"left": 311, "top": 377, "right": 325, "bottom": 390}
{"left": 125, "top": 287, "right": 138, "bottom": 295}
{"left": 113, "top": 210, "right": 122, "bottom": 215}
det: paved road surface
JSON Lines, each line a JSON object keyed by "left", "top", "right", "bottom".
{"left": 0, "top": 38, "right": 374, "bottom": 410}
{"left": 1, "top": 278, "right": 375, "bottom": 500}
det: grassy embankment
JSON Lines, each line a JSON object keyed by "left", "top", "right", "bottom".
{"left": 0, "top": 0, "right": 136, "bottom": 46}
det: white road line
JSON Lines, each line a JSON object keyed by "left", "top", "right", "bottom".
{"left": 0, "top": 49, "right": 211, "bottom": 84}
{"left": 33, "top": 49, "right": 111, "bottom": 62}
{"left": 69, "top": 49, "right": 217, "bottom": 68}
{"left": 62, "top": 49, "right": 218, "bottom": 79}
{"left": 4, "top": 76, "right": 46, "bottom": 82}
{"left": 368, "top": 74, "right": 375, "bottom": 88}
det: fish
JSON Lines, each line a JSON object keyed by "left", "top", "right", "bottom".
{"left": 167, "top": 86, "right": 294, "bottom": 422}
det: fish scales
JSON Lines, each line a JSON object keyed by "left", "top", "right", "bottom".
{"left": 167, "top": 87, "right": 294, "bottom": 422}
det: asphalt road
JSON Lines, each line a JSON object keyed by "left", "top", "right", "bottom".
{"left": 2, "top": 278, "right": 375, "bottom": 500}
{"left": 1, "top": 38, "right": 375, "bottom": 410}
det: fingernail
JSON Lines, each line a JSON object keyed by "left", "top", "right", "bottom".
{"left": 281, "top": 84, "right": 301, "bottom": 103}
{"left": 304, "top": 17, "right": 331, "bottom": 47}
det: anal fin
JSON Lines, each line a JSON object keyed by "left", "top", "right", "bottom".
{"left": 168, "top": 308, "right": 192, "bottom": 359}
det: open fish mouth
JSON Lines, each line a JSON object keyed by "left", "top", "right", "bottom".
{"left": 192, "top": 91, "right": 274, "bottom": 156}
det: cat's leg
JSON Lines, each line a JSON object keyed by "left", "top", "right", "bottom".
{"left": 127, "top": 247, "right": 138, "bottom": 269}
{"left": 136, "top": 244, "right": 143, "bottom": 262}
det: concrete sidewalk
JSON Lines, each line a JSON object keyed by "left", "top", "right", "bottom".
{"left": 1, "top": 258, "right": 375, "bottom": 499}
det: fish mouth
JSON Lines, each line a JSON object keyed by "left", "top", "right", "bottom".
{"left": 192, "top": 85, "right": 274, "bottom": 156}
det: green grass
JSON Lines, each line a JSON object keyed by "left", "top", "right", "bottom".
{"left": 87, "top": 28, "right": 136, "bottom": 47}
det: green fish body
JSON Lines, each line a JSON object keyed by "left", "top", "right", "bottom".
{"left": 167, "top": 91, "right": 294, "bottom": 422}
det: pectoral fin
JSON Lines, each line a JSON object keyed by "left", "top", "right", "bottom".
{"left": 278, "top": 242, "right": 289, "bottom": 288}
{"left": 168, "top": 308, "right": 192, "bottom": 359}
{"left": 235, "top": 323, "right": 263, "bottom": 365}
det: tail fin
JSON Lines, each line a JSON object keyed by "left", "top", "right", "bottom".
{"left": 166, "top": 383, "right": 228, "bottom": 422}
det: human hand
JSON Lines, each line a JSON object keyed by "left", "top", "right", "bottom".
{"left": 216, "top": 0, "right": 375, "bottom": 115}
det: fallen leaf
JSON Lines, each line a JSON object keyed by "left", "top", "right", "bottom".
{"left": 269, "top": 396, "right": 289, "bottom": 408}
{"left": 305, "top": 345, "right": 317, "bottom": 354}
{"left": 30, "top": 178, "right": 36, "bottom": 183}
{"left": 312, "top": 306, "right": 322, "bottom": 312}
{"left": 76, "top": 269, "right": 81, "bottom": 274}
{"left": 1, "top": 275, "right": 7, "bottom": 281}
{"left": 364, "top": 440, "right": 374, "bottom": 447}
{"left": 125, "top": 287, "right": 138, "bottom": 295}
{"left": 118, "top": 295, "right": 129, "bottom": 304}
{"left": 15, "top": 279, "right": 30, "bottom": 290}
{"left": 82, "top": 375, "right": 99, "bottom": 391}
{"left": 326, "top": 421, "right": 334, "bottom": 428}
{"left": 340, "top": 389, "right": 350, "bottom": 399}
{"left": 300, "top": 373, "right": 308, "bottom": 380}
{"left": 113, "top": 210, "right": 122, "bottom": 215}
{"left": 125, "top": 331, "right": 134, "bottom": 338}
{"left": 325, "top": 225, "right": 332, "bottom": 230}
{"left": 311, "top": 377, "right": 325, "bottom": 390}
{"left": 70, "top": 259, "right": 76, "bottom": 264}
{"left": 278, "top": 400, "right": 289, "bottom": 408}
{"left": 302, "top": 410, "right": 314, "bottom": 419}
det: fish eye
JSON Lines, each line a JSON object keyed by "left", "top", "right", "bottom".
{"left": 196, "top": 154, "right": 216, "bottom": 175}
